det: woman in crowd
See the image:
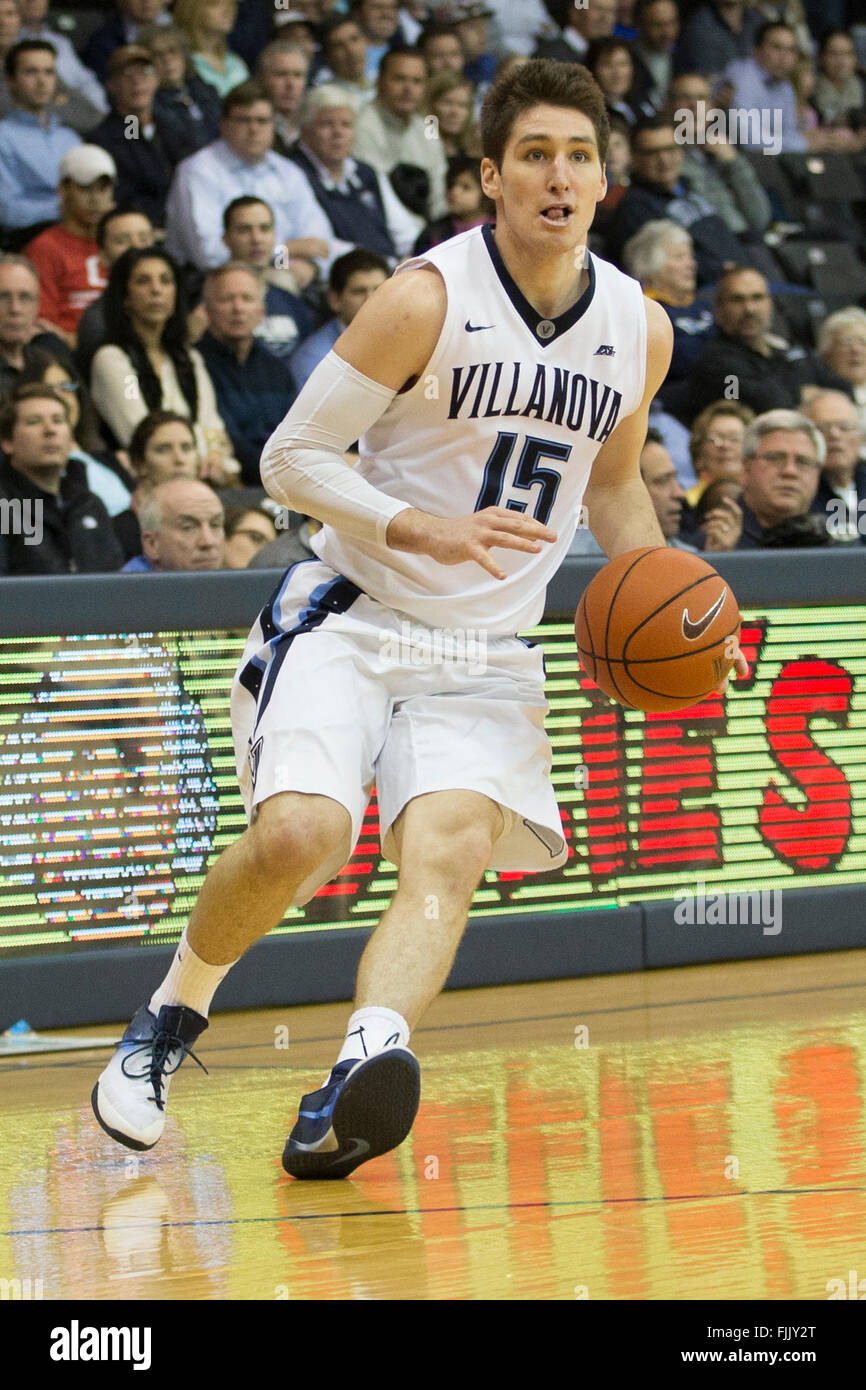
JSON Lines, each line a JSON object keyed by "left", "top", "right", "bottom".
{"left": 425, "top": 71, "right": 481, "bottom": 160}
{"left": 18, "top": 350, "right": 135, "bottom": 518}
{"left": 223, "top": 504, "right": 279, "bottom": 568}
{"left": 112, "top": 410, "right": 204, "bottom": 560}
{"left": 685, "top": 400, "right": 753, "bottom": 506}
{"left": 139, "top": 22, "right": 223, "bottom": 150}
{"left": 172, "top": 0, "right": 249, "bottom": 98}
{"left": 89, "top": 247, "right": 239, "bottom": 483}
{"left": 623, "top": 221, "right": 715, "bottom": 379}
{"left": 818, "top": 307, "right": 866, "bottom": 449}
{"left": 585, "top": 37, "right": 644, "bottom": 125}
{"left": 815, "top": 29, "right": 866, "bottom": 135}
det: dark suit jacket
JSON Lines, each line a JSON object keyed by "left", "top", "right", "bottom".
{"left": 82, "top": 17, "right": 128, "bottom": 83}
{"left": 811, "top": 460, "right": 866, "bottom": 545}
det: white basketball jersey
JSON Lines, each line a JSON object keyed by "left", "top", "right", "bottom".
{"left": 313, "top": 225, "right": 647, "bottom": 634}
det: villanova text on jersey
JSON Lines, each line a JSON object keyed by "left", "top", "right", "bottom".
{"left": 447, "top": 360, "right": 622, "bottom": 443}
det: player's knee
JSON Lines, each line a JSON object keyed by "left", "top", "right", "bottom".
{"left": 248, "top": 793, "right": 350, "bottom": 882}
{"left": 409, "top": 820, "right": 498, "bottom": 894}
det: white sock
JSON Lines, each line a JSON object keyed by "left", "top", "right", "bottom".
{"left": 336, "top": 1006, "right": 411, "bottom": 1064}
{"left": 148, "top": 927, "right": 238, "bottom": 1019}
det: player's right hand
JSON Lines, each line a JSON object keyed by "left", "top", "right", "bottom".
{"left": 387, "top": 506, "right": 557, "bottom": 580}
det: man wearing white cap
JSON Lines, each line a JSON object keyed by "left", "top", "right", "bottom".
{"left": 22, "top": 145, "right": 116, "bottom": 345}
{"left": 0, "top": 39, "right": 79, "bottom": 231}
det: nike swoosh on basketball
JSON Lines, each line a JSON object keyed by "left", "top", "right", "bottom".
{"left": 682, "top": 590, "right": 727, "bottom": 641}
{"left": 465, "top": 320, "right": 494, "bottom": 332}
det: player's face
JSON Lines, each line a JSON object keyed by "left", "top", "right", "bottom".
{"left": 744, "top": 429, "right": 820, "bottom": 523}
{"left": 481, "top": 105, "right": 607, "bottom": 253}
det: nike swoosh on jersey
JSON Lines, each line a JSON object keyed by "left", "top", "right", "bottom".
{"left": 465, "top": 320, "right": 494, "bottom": 332}
{"left": 682, "top": 590, "right": 727, "bottom": 641}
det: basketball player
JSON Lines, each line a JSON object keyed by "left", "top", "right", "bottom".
{"left": 91, "top": 59, "right": 745, "bottom": 1177}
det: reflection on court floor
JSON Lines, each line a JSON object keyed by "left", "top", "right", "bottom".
{"left": 1, "top": 952, "right": 865, "bottom": 1301}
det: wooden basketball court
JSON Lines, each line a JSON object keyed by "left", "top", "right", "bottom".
{"left": 2, "top": 949, "right": 865, "bottom": 1301}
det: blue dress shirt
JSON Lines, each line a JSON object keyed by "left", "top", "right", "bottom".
{"left": 0, "top": 110, "right": 79, "bottom": 228}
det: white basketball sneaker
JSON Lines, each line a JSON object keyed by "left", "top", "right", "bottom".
{"left": 91, "top": 1003, "right": 209, "bottom": 1151}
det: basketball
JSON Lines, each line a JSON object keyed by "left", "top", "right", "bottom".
{"left": 575, "top": 547, "right": 741, "bottom": 712}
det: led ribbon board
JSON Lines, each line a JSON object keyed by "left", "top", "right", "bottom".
{"left": 0, "top": 607, "right": 864, "bottom": 955}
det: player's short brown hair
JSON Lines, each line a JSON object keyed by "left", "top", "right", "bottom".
{"left": 480, "top": 58, "right": 610, "bottom": 169}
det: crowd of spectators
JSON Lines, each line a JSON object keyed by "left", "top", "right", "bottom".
{"left": 1, "top": 0, "right": 865, "bottom": 576}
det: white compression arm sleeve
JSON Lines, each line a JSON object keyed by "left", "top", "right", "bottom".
{"left": 260, "top": 350, "right": 413, "bottom": 548}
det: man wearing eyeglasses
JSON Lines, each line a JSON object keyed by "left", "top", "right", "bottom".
{"left": 0, "top": 254, "right": 73, "bottom": 399}
{"left": 735, "top": 408, "right": 831, "bottom": 548}
{"left": 669, "top": 267, "right": 853, "bottom": 423}
{"left": 804, "top": 390, "right": 866, "bottom": 545}
{"left": 606, "top": 115, "right": 755, "bottom": 287}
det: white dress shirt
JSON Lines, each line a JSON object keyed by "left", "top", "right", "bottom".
{"left": 352, "top": 100, "right": 448, "bottom": 219}
{"left": 164, "top": 138, "right": 338, "bottom": 270}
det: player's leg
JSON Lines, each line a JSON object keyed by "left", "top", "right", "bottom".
{"left": 92, "top": 560, "right": 391, "bottom": 1152}
{"left": 281, "top": 790, "right": 505, "bottom": 1179}
{"left": 92, "top": 791, "right": 352, "bottom": 1152}
{"left": 281, "top": 632, "right": 567, "bottom": 1180}
{"left": 353, "top": 789, "right": 505, "bottom": 1029}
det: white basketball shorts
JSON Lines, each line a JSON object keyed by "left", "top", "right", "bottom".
{"left": 230, "top": 558, "right": 568, "bottom": 904}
